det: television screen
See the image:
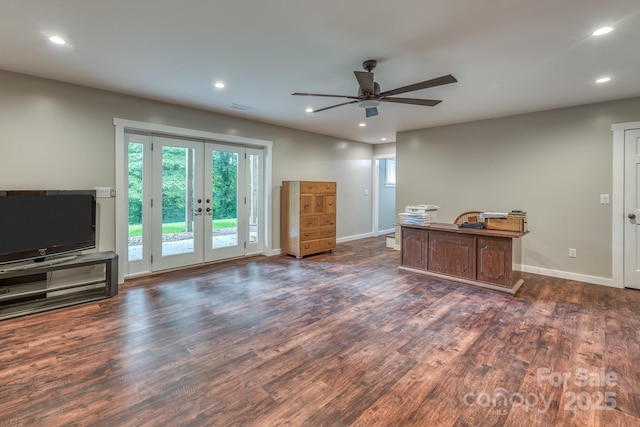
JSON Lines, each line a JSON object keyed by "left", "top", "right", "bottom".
{"left": 0, "top": 191, "right": 96, "bottom": 265}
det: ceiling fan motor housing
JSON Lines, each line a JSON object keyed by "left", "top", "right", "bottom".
{"left": 358, "top": 82, "right": 381, "bottom": 107}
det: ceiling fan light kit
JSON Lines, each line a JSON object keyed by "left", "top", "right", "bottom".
{"left": 293, "top": 59, "right": 457, "bottom": 118}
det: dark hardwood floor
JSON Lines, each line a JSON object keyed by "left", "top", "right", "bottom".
{"left": 1, "top": 237, "right": 639, "bottom": 426}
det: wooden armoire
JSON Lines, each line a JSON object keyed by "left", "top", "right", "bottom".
{"left": 281, "top": 181, "right": 336, "bottom": 258}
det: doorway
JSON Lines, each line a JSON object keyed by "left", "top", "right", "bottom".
{"left": 115, "top": 119, "right": 272, "bottom": 281}
{"left": 373, "top": 155, "right": 396, "bottom": 236}
{"left": 125, "top": 133, "right": 263, "bottom": 274}
{"left": 612, "top": 121, "right": 640, "bottom": 289}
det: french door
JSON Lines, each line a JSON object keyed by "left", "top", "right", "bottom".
{"left": 125, "top": 132, "right": 263, "bottom": 275}
{"left": 204, "top": 143, "right": 246, "bottom": 263}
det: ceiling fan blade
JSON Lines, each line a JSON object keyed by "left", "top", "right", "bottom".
{"left": 380, "top": 74, "right": 457, "bottom": 97}
{"left": 312, "top": 100, "right": 359, "bottom": 113}
{"left": 380, "top": 97, "right": 442, "bottom": 106}
{"left": 354, "top": 71, "right": 375, "bottom": 95}
{"left": 292, "top": 92, "right": 360, "bottom": 100}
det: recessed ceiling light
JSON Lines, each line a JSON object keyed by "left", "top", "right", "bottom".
{"left": 596, "top": 77, "right": 611, "bottom": 83}
{"left": 48, "top": 36, "right": 66, "bottom": 45}
{"left": 592, "top": 27, "right": 613, "bottom": 36}
{"left": 381, "top": 138, "right": 387, "bottom": 141}
{"left": 214, "top": 82, "right": 225, "bottom": 89}
{"left": 305, "top": 107, "right": 313, "bottom": 113}
{"left": 359, "top": 123, "right": 366, "bottom": 127}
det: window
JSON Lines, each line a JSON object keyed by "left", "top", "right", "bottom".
{"left": 385, "top": 158, "right": 396, "bottom": 187}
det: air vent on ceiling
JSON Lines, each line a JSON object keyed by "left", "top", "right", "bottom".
{"left": 227, "top": 103, "right": 254, "bottom": 111}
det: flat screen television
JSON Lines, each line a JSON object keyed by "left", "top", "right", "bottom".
{"left": 0, "top": 190, "right": 96, "bottom": 265}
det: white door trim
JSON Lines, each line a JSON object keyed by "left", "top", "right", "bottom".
{"left": 612, "top": 120, "right": 640, "bottom": 288}
{"left": 114, "top": 118, "right": 273, "bottom": 284}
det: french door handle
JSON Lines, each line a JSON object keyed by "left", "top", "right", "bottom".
{"left": 629, "top": 213, "right": 636, "bottom": 220}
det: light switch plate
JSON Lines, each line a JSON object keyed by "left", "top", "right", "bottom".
{"left": 95, "top": 187, "right": 112, "bottom": 198}
{"left": 600, "top": 194, "right": 610, "bottom": 204}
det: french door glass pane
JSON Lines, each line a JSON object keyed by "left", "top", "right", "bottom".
{"left": 162, "top": 146, "right": 195, "bottom": 256}
{"left": 249, "top": 153, "right": 260, "bottom": 244}
{"left": 211, "top": 150, "right": 238, "bottom": 249}
{"left": 128, "top": 142, "right": 143, "bottom": 261}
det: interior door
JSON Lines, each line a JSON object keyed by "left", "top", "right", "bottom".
{"left": 624, "top": 129, "right": 640, "bottom": 289}
{"left": 152, "top": 135, "right": 204, "bottom": 271}
{"left": 204, "top": 143, "right": 246, "bottom": 262}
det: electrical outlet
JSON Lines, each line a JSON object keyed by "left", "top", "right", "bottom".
{"left": 569, "top": 248, "right": 577, "bottom": 258}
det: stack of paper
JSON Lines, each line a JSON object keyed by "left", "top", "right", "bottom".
{"left": 398, "top": 212, "right": 436, "bottom": 226}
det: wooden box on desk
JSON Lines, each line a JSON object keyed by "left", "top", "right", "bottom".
{"left": 484, "top": 215, "right": 527, "bottom": 232}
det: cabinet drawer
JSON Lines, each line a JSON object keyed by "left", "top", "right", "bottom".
{"left": 300, "top": 181, "right": 336, "bottom": 193}
{"left": 300, "top": 216, "right": 319, "bottom": 230}
{"left": 318, "top": 214, "right": 336, "bottom": 227}
{"left": 301, "top": 228, "right": 336, "bottom": 241}
{"left": 300, "top": 238, "right": 336, "bottom": 256}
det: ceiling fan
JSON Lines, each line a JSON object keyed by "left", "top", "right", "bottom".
{"left": 292, "top": 59, "right": 457, "bottom": 118}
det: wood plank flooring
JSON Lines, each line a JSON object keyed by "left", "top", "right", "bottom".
{"left": 1, "top": 237, "right": 640, "bottom": 426}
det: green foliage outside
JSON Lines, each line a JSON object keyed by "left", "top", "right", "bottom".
{"left": 211, "top": 151, "right": 238, "bottom": 219}
{"left": 128, "top": 144, "right": 238, "bottom": 226}
{"left": 128, "top": 143, "right": 143, "bottom": 225}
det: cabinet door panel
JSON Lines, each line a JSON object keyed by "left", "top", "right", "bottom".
{"left": 325, "top": 195, "right": 336, "bottom": 214}
{"left": 477, "top": 237, "right": 512, "bottom": 287}
{"left": 401, "top": 228, "right": 427, "bottom": 270}
{"left": 314, "top": 194, "right": 325, "bottom": 213}
{"left": 428, "top": 232, "right": 475, "bottom": 279}
{"left": 301, "top": 194, "right": 313, "bottom": 214}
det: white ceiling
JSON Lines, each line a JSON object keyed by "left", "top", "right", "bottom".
{"left": 1, "top": 0, "right": 639, "bottom": 144}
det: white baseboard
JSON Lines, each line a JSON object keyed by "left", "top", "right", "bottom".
{"left": 516, "top": 264, "right": 619, "bottom": 288}
{"left": 337, "top": 232, "right": 374, "bottom": 243}
{"left": 376, "top": 228, "right": 395, "bottom": 236}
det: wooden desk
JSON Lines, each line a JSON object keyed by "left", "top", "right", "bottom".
{"left": 399, "top": 223, "right": 528, "bottom": 295}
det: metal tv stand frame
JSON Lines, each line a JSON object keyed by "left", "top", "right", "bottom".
{"left": 0, "top": 251, "right": 118, "bottom": 320}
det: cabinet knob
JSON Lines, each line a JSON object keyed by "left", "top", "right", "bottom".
{"left": 629, "top": 213, "right": 636, "bottom": 220}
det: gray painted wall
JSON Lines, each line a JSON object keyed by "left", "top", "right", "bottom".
{"left": 0, "top": 70, "right": 373, "bottom": 254}
{"left": 397, "top": 96, "right": 640, "bottom": 281}
{"left": 374, "top": 142, "right": 396, "bottom": 156}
